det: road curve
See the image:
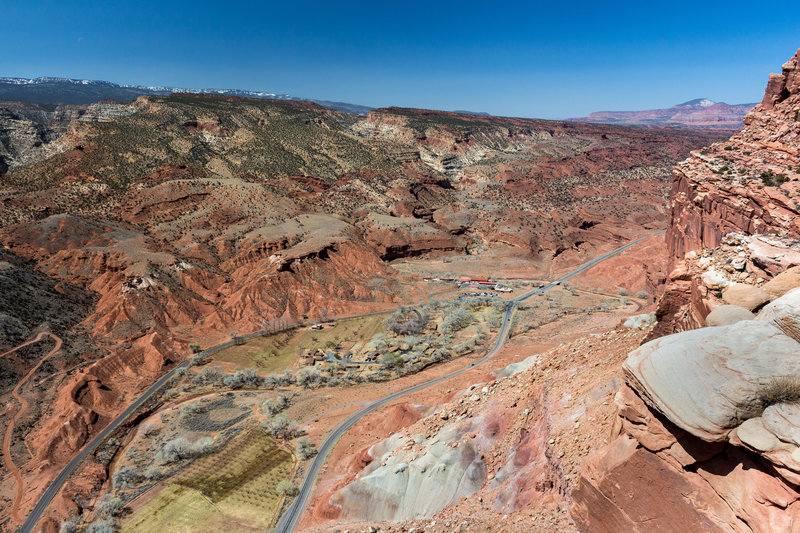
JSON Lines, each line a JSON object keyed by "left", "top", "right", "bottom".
{"left": 2, "top": 332, "right": 62, "bottom": 523}
{"left": 20, "top": 232, "right": 661, "bottom": 532}
{"left": 276, "top": 231, "right": 663, "bottom": 533}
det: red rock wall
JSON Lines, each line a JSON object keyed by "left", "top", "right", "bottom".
{"left": 654, "top": 49, "right": 800, "bottom": 339}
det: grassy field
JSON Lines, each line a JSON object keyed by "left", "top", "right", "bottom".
{"left": 123, "top": 428, "right": 294, "bottom": 533}
{"left": 210, "top": 314, "right": 389, "bottom": 372}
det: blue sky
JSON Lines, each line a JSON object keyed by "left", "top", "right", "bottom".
{"left": 2, "top": 0, "right": 799, "bottom": 118}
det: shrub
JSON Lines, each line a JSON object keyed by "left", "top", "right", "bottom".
{"left": 368, "top": 333, "right": 388, "bottom": 352}
{"left": 59, "top": 518, "right": 79, "bottom": 533}
{"left": 188, "top": 342, "right": 202, "bottom": 353}
{"left": 262, "top": 392, "right": 293, "bottom": 415}
{"left": 431, "top": 347, "right": 451, "bottom": 362}
{"left": 112, "top": 465, "right": 140, "bottom": 489}
{"left": 158, "top": 437, "right": 192, "bottom": 463}
{"left": 296, "top": 437, "right": 317, "bottom": 459}
{"left": 86, "top": 519, "right": 116, "bottom": 533}
{"left": 180, "top": 401, "right": 207, "bottom": 420}
{"left": 276, "top": 479, "right": 298, "bottom": 497}
{"left": 144, "top": 466, "right": 163, "bottom": 481}
{"left": 385, "top": 307, "right": 428, "bottom": 335}
{"left": 96, "top": 494, "right": 124, "bottom": 518}
{"left": 278, "top": 370, "right": 296, "bottom": 386}
{"left": 380, "top": 352, "right": 404, "bottom": 369}
{"left": 264, "top": 414, "right": 301, "bottom": 439}
{"left": 193, "top": 365, "right": 223, "bottom": 385}
{"left": 756, "top": 377, "right": 800, "bottom": 409}
{"left": 223, "top": 368, "right": 261, "bottom": 389}
{"left": 439, "top": 307, "right": 472, "bottom": 335}
{"left": 734, "top": 377, "right": 800, "bottom": 421}
{"left": 297, "top": 367, "right": 324, "bottom": 388}
{"left": 635, "top": 290, "right": 648, "bottom": 299}
{"left": 191, "top": 436, "right": 215, "bottom": 456}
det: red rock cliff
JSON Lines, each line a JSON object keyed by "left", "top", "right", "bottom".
{"left": 653, "top": 49, "right": 800, "bottom": 338}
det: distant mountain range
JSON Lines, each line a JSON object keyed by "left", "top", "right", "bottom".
{"left": 0, "top": 76, "right": 373, "bottom": 115}
{"left": 570, "top": 98, "right": 756, "bottom": 128}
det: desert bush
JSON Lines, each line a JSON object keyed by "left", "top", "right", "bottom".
{"left": 112, "top": 465, "right": 140, "bottom": 489}
{"left": 439, "top": 307, "right": 473, "bottom": 335}
{"left": 59, "top": 518, "right": 79, "bottom": 533}
{"left": 277, "top": 369, "right": 296, "bottom": 386}
{"left": 635, "top": 290, "right": 648, "bottom": 299}
{"left": 95, "top": 494, "right": 124, "bottom": 518}
{"left": 343, "top": 369, "right": 362, "bottom": 384}
{"left": 158, "top": 437, "right": 192, "bottom": 463}
{"left": 276, "top": 479, "right": 298, "bottom": 497}
{"left": 188, "top": 342, "right": 202, "bottom": 353}
{"left": 189, "top": 352, "right": 211, "bottom": 367}
{"left": 733, "top": 377, "right": 800, "bottom": 422}
{"left": 193, "top": 365, "right": 223, "bottom": 385}
{"left": 224, "top": 368, "right": 261, "bottom": 389}
{"left": 264, "top": 414, "right": 301, "bottom": 439}
{"left": 180, "top": 401, "right": 207, "bottom": 420}
{"left": 262, "top": 393, "right": 293, "bottom": 415}
{"left": 296, "top": 436, "right": 317, "bottom": 459}
{"left": 144, "top": 466, "right": 162, "bottom": 481}
{"left": 756, "top": 377, "right": 800, "bottom": 408}
{"left": 297, "top": 367, "right": 324, "bottom": 388}
{"left": 380, "top": 352, "right": 404, "bottom": 369}
{"left": 431, "top": 347, "right": 451, "bottom": 362}
{"left": 193, "top": 436, "right": 215, "bottom": 454}
{"left": 368, "top": 333, "right": 388, "bottom": 352}
{"left": 617, "top": 288, "right": 628, "bottom": 296}
{"left": 86, "top": 519, "right": 115, "bottom": 533}
{"left": 385, "top": 307, "right": 428, "bottom": 335}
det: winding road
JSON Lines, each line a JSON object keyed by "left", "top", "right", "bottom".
{"left": 19, "top": 231, "right": 661, "bottom": 533}
{"left": 2, "top": 331, "right": 62, "bottom": 523}
{"left": 275, "top": 231, "right": 663, "bottom": 533}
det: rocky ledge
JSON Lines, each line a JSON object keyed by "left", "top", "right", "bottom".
{"left": 573, "top": 286, "right": 800, "bottom": 532}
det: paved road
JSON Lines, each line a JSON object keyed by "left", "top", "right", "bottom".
{"left": 18, "top": 296, "right": 442, "bottom": 531}
{"left": 20, "top": 232, "right": 661, "bottom": 532}
{"left": 275, "top": 231, "right": 663, "bottom": 533}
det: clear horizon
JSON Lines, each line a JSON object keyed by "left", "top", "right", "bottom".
{"left": 2, "top": 0, "right": 799, "bottom": 119}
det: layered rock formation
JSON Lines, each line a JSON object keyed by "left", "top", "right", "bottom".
{"left": 572, "top": 49, "right": 800, "bottom": 533}
{"left": 573, "top": 289, "right": 800, "bottom": 532}
{"left": 570, "top": 98, "right": 755, "bottom": 129}
{"left": 0, "top": 92, "right": 723, "bottom": 526}
{"left": 653, "top": 49, "right": 800, "bottom": 338}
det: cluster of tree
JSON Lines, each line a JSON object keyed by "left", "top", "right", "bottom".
{"left": 157, "top": 436, "right": 216, "bottom": 464}
{"left": 261, "top": 392, "right": 295, "bottom": 415}
{"left": 296, "top": 436, "right": 317, "bottom": 459}
{"left": 263, "top": 414, "right": 302, "bottom": 439}
{"left": 385, "top": 306, "right": 429, "bottom": 335}
{"left": 191, "top": 366, "right": 264, "bottom": 389}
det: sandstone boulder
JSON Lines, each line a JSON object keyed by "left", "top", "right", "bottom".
{"left": 763, "top": 266, "right": 800, "bottom": 300}
{"left": 623, "top": 320, "right": 800, "bottom": 441}
{"left": 763, "top": 403, "right": 800, "bottom": 447}
{"left": 756, "top": 287, "right": 800, "bottom": 342}
{"left": 705, "top": 305, "right": 755, "bottom": 327}
{"left": 722, "top": 283, "right": 770, "bottom": 311}
{"left": 623, "top": 313, "right": 656, "bottom": 329}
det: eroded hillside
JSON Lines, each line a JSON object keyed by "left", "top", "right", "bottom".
{"left": 0, "top": 93, "right": 726, "bottom": 530}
